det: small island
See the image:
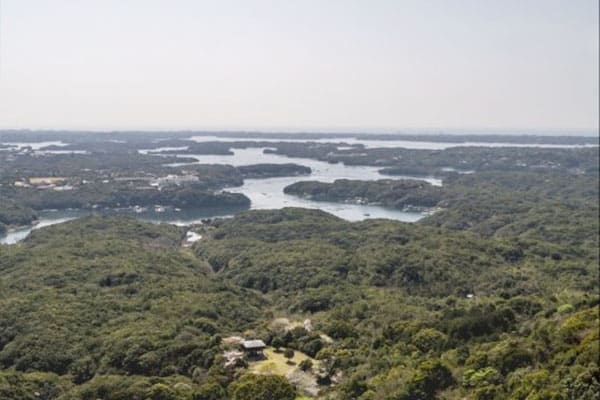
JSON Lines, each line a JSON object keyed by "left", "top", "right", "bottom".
{"left": 284, "top": 179, "right": 443, "bottom": 211}
{"left": 237, "top": 163, "right": 312, "bottom": 179}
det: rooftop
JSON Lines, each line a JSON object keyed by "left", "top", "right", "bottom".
{"left": 242, "top": 339, "right": 266, "bottom": 349}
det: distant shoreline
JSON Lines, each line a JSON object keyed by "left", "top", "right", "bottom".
{"left": 0, "top": 129, "right": 598, "bottom": 146}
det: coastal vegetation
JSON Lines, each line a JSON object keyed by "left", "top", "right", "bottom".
{"left": 238, "top": 164, "right": 312, "bottom": 179}
{"left": 0, "top": 132, "right": 598, "bottom": 399}
{"left": 284, "top": 179, "right": 443, "bottom": 210}
{"left": 283, "top": 171, "right": 599, "bottom": 242}
{"left": 267, "top": 144, "right": 599, "bottom": 177}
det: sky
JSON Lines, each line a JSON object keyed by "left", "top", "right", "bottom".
{"left": 0, "top": 0, "right": 597, "bottom": 133}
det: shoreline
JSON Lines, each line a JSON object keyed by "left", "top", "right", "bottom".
{"left": 4, "top": 219, "right": 40, "bottom": 233}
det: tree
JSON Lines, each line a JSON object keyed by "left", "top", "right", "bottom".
{"left": 193, "top": 381, "right": 226, "bottom": 400}
{"left": 271, "top": 336, "right": 285, "bottom": 351}
{"left": 326, "top": 321, "right": 357, "bottom": 339}
{"left": 299, "top": 359, "right": 313, "bottom": 372}
{"left": 301, "top": 337, "right": 324, "bottom": 358}
{"left": 406, "top": 360, "right": 454, "bottom": 400}
{"left": 145, "top": 383, "right": 178, "bottom": 400}
{"left": 283, "top": 348, "right": 295, "bottom": 361}
{"left": 69, "top": 356, "right": 96, "bottom": 384}
{"left": 412, "top": 328, "right": 447, "bottom": 353}
{"left": 230, "top": 374, "right": 296, "bottom": 400}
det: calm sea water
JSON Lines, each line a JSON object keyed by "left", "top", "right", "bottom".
{"left": 177, "top": 148, "right": 440, "bottom": 220}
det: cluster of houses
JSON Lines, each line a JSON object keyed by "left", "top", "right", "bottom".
{"left": 149, "top": 174, "right": 198, "bottom": 189}
{"left": 12, "top": 172, "right": 199, "bottom": 192}
{"left": 14, "top": 177, "right": 73, "bottom": 191}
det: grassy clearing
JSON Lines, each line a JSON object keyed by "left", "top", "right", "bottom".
{"left": 249, "top": 347, "right": 321, "bottom": 397}
{"left": 249, "top": 347, "right": 314, "bottom": 375}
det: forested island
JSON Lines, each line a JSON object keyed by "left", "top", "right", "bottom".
{"left": 284, "top": 179, "right": 443, "bottom": 210}
{"left": 238, "top": 164, "right": 312, "bottom": 179}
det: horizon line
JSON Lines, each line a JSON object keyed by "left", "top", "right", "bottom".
{"left": 0, "top": 127, "right": 598, "bottom": 137}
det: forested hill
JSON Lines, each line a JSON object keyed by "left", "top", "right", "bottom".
{"left": 0, "top": 217, "right": 270, "bottom": 399}
{"left": 0, "top": 208, "right": 598, "bottom": 399}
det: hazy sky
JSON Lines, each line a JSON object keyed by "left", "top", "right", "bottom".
{"left": 0, "top": 0, "right": 597, "bottom": 132}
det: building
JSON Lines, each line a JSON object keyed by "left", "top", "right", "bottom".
{"left": 241, "top": 340, "right": 266, "bottom": 358}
